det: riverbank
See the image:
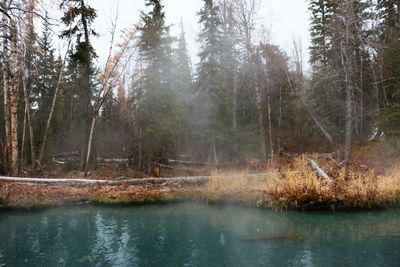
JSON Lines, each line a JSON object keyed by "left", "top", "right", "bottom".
{"left": 1, "top": 146, "right": 400, "bottom": 211}
{"left": 1, "top": 168, "right": 399, "bottom": 211}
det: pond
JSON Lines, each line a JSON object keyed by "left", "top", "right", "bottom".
{"left": 0, "top": 203, "right": 399, "bottom": 266}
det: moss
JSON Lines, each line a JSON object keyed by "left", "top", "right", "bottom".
{"left": 90, "top": 193, "right": 185, "bottom": 206}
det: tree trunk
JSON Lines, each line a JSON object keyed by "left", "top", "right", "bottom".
{"left": 2, "top": 0, "right": 11, "bottom": 174}
{"left": 341, "top": 0, "right": 354, "bottom": 167}
{"left": 38, "top": 41, "right": 70, "bottom": 166}
{"left": 83, "top": 116, "right": 96, "bottom": 176}
{"left": 20, "top": 99, "right": 27, "bottom": 168}
{"left": 9, "top": 19, "right": 19, "bottom": 176}
{"left": 370, "top": 62, "right": 380, "bottom": 118}
{"left": 233, "top": 70, "right": 237, "bottom": 130}
{"left": 21, "top": 53, "right": 36, "bottom": 167}
{"left": 277, "top": 83, "right": 282, "bottom": 153}
{"left": 360, "top": 56, "right": 364, "bottom": 140}
{"left": 267, "top": 95, "right": 273, "bottom": 162}
{"left": 308, "top": 159, "right": 332, "bottom": 183}
{"left": 212, "top": 142, "right": 219, "bottom": 165}
{"left": 254, "top": 83, "right": 266, "bottom": 162}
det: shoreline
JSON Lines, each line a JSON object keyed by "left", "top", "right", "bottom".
{"left": 1, "top": 176, "right": 399, "bottom": 212}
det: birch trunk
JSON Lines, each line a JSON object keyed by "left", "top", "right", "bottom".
{"left": 20, "top": 70, "right": 27, "bottom": 166}
{"left": 83, "top": 116, "right": 96, "bottom": 176}
{"left": 370, "top": 62, "right": 380, "bottom": 118}
{"left": 21, "top": 53, "right": 36, "bottom": 167}
{"left": 9, "top": 18, "right": 19, "bottom": 176}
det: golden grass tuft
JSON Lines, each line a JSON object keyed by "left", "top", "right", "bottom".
{"left": 376, "top": 167, "right": 400, "bottom": 197}
{"left": 204, "top": 170, "right": 278, "bottom": 207}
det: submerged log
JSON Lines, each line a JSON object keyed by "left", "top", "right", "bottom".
{"left": 240, "top": 232, "right": 300, "bottom": 242}
{"left": 308, "top": 159, "right": 333, "bottom": 183}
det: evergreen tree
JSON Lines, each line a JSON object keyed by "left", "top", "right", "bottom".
{"left": 173, "top": 20, "right": 193, "bottom": 154}
{"left": 309, "top": 0, "right": 337, "bottom": 67}
{"left": 60, "top": 0, "right": 98, "bottom": 169}
{"left": 219, "top": 0, "right": 239, "bottom": 159}
{"left": 35, "top": 14, "right": 57, "bottom": 148}
{"left": 135, "top": 0, "right": 179, "bottom": 171}
{"left": 195, "top": 0, "right": 226, "bottom": 161}
{"left": 377, "top": 0, "right": 400, "bottom": 134}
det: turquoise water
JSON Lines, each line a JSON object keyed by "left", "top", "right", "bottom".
{"left": 0, "top": 203, "right": 399, "bottom": 266}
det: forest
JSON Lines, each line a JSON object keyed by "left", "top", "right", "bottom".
{"left": 0, "top": 0, "right": 399, "bottom": 179}
{"left": 2, "top": 2, "right": 400, "bottom": 265}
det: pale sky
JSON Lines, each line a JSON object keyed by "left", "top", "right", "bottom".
{"left": 78, "top": 0, "right": 311, "bottom": 69}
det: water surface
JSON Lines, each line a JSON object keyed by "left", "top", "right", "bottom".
{"left": 0, "top": 203, "right": 399, "bottom": 266}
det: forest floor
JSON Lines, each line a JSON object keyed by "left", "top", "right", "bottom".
{"left": 1, "top": 140, "right": 400, "bottom": 211}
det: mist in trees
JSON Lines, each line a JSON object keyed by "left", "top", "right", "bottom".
{"left": 0, "top": 0, "right": 399, "bottom": 176}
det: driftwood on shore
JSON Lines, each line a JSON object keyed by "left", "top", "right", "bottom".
{"left": 308, "top": 159, "right": 332, "bottom": 183}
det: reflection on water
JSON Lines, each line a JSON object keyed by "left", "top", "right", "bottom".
{"left": 0, "top": 203, "right": 400, "bottom": 266}
{"left": 0, "top": 249, "right": 5, "bottom": 267}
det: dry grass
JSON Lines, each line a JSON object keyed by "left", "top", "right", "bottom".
{"left": 204, "top": 156, "right": 400, "bottom": 210}
{"left": 204, "top": 170, "right": 279, "bottom": 207}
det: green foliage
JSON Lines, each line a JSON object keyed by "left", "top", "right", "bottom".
{"left": 308, "top": 0, "right": 337, "bottom": 67}
{"left": 59, "top": 0, "right": 98, "bottom": 157}
{"left": 307, "top": 0, "right": 376, "bottom": 143}
{"left": 134, "top": 0, "right": 180, "bottom": 170}
{"left": 377, "top": 1, "right": 400, "bottom": 134}
{"left": 195, "top": 0, "right": 229, "bottom": 158}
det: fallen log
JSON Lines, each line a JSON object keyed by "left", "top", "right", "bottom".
{"left": 167, "top": 158, "right": 230, "bottom": 167}
{"left": 308, "top": 160, "right": 333, "bottom": 183}
{"left": 52, "top": 158, "right": 66, "bottom": 165}
{"left": 0, "top": 176, "right": 209, "bottom": 186}
{"left": 97, "top": 158, "right": 129, "bottom": 163}
{"left": 153, "top": 162, "right": 196, "bottom": 174}
{"left": 52, "top": 151, "right": 80, "bottom": 158}
{"left": 0, "top": 173, "right": 268, "bottom": 186}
